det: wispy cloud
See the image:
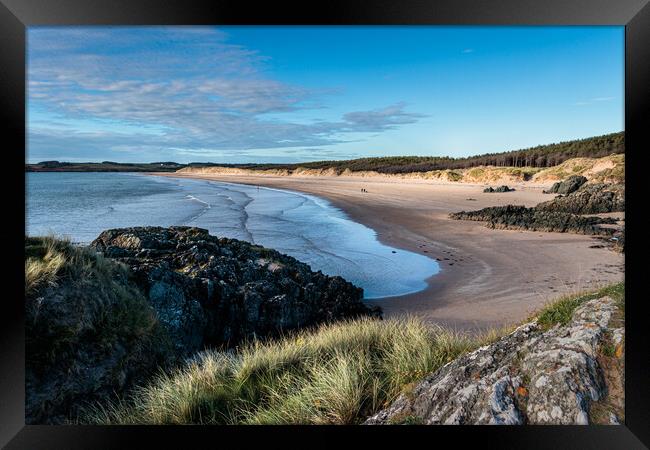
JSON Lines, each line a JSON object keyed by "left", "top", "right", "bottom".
{"left": 28, "top": 27, "right": 425, "bottom": 162}
{"left": 342, "top": 102, "right": 426, "bottom": 132}
{"left": 574, "top": 96, "right": 617, "bottom": 106}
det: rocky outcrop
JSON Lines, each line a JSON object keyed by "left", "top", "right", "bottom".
{"left": 452, "top": 181, "right": 624, "bottom": 240}
{"left": 483, "top": 185, "right": 515, "bottom": 193}
{"left": 543, "top": 175, "right": 587, "bottom": 195}
{"left": 91, "top": 226, "right": 380, "bottom": 355}
{"left": 365, "top": 296, "right": 622, "bottom": 425}
{"left": 26, "top": 228, "right": 380, "bottom": 424}
{"left": 450, "top": 205, "right": 617, "bottom": 235}
{"left": 537, "top": 183, "right": 625, "bottom": 214}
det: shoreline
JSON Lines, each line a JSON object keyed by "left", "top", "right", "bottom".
{"left": 152, "top": 172, "right": 624, "bottom": 332}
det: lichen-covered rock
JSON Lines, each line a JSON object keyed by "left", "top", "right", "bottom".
{"left": 365, "top": 296, "right": 620, "bottom": 425}
{"left": 91, "top": 226, "right": 380, "bottom": 355}
{"left": 543, "top": 175, "right": 588, "bottom": 195}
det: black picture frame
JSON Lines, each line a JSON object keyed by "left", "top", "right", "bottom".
{"left": 2, "top": 0, "right": 648, "bottom": 448}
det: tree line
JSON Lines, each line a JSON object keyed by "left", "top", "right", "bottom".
{"left": 218, "top": 132, "right": 624, "bottom": 175}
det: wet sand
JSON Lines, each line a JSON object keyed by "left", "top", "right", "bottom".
{"left": 155, "top": 172, "right": 624, "bottom": 332}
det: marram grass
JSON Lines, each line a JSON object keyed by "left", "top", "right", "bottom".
{"left": 85, "top": 316, "right": 500, "bottom": 425}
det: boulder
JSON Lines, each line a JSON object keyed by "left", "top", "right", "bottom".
{"left": 365, "top": 296, "right": 619, "bottom": 425}
{"left": 483, "top": 185, "right": 515, "bottom": 193}
{"left": 543, "top": 175, "right": 587, "bottom": 195}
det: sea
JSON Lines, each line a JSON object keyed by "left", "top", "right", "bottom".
{"left": 26, "top": 172, "right": 439, "bottom": 299}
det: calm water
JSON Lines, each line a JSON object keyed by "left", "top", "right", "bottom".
{"left": 26, "top": 172, "right": 439, "bottom": 299}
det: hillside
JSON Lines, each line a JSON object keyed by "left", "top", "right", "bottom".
{"left": 26, "top": 161, "right": 186, "bottom": 172}
{"left": 532, "top": 153, "right": 625, "bottom": 183}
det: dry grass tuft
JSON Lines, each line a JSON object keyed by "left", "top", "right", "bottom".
{"left": 86, "top": 316, "right": 495, "bottom": 425}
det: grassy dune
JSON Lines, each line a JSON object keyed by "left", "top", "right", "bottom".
{"left": 178, "top": 153, "right": 624, "bottom": 185}
{"left": 532, "top": 153, "right": 625, "bottom": 184}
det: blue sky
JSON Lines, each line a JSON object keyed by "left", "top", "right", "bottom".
{"left": 27, "top": 26, "right": 624, "bottom": 164}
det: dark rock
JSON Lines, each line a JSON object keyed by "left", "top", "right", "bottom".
{"left": 452, "top": 182, "right": 624, "bottom": 242}
{"left": 543, "top": 175, "right": 587, "bottom": 195}
{"left": 483, "top": 185, "right": 515, "bottom": 193}
{"left": 91, "top": 226, "right": 381, "bottom": 355}
{"left": 537, "top": 183, "right": 624, "bottom": 214}
{"left": 450, "top": 205, "right": 617, "bottom": 236}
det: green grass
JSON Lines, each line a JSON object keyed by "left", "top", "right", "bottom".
{"left": 85, "top": 316, "right": 502, "bottom": 425}
{"left": 535, "top": 282, "right": 624, "bottom": 330}
{"left": 600, "top": 332, "right": 617, "bottom": 357}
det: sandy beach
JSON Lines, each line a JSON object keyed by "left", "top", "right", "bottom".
{"left": 155, "top": 172, "right": 624, "bottom": 332}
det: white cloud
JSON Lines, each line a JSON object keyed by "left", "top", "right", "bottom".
{"left": 28, "top": 27, "right": 425, "bottom": 162}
